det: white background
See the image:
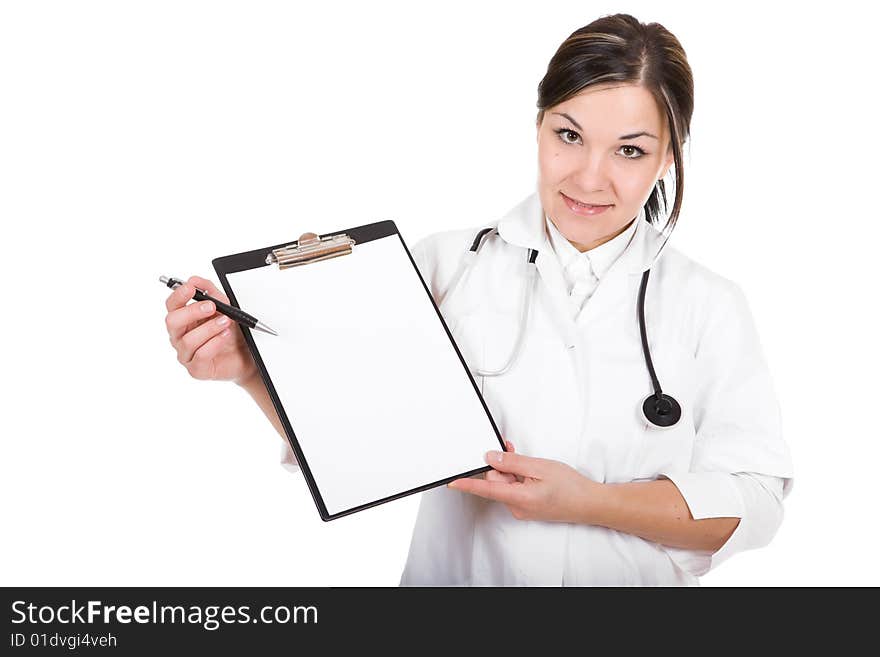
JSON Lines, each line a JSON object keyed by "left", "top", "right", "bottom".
{"left": 1, "top": 0, "right": 877, "bottom": 586}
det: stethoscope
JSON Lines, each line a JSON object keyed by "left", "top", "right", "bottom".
{"left": 439, "top": 226, "right": 682, "bottom": 430}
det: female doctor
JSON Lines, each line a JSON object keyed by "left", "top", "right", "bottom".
{"left": 162, "top": 14, "right": 794, "bottom": 586}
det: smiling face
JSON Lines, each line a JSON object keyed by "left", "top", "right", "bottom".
{"left": 536, "top": 83, "right": 675, "bottom": 252}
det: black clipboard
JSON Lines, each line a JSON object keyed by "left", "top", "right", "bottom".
{"left": 212, "top": 220, "right": 503, "bottom": 521}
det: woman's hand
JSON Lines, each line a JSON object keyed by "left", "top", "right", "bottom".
{"left": 164, "top": 275, "right": 259, "bottom": 386}
{"left": 448, "top": 441, "right": 600, "bottom": 525}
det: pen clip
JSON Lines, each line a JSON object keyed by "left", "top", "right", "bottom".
{"left": 159, "top": 275, "right": 184, "bottom": 288}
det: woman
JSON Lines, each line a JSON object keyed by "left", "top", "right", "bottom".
{"left": 163, "top": 14, "right": 794, "bottom": 586}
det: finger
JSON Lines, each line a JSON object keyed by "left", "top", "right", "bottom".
{"left": 485, "top": 469, "right": 517, "bottom": 484}
{"left": 187, "top": 275, "right": 230, "bottom": 304}
{"left": 166, "top": 296, "right": 219, "bottom": 343}
{"left": 165, "top": 280, "right": 197, "bottom": 313}
{"left": 177, "top": 312, "right": 234, "bottom": 364}
{"left": 186, "top": 325, "right": 236, "bottom": 378}
{"left": 447, "top": 477, "right": 526, "bottom": 506}
{"left": 484, "top": 450, "right": 548, "bottom": 479}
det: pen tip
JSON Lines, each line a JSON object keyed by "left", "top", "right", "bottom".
{"left": 255, "top": 321, "right": 278, "bottom": 336}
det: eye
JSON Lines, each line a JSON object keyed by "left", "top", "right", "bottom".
{"left": 554, "top": 128, "right": 582, "bottom": 145}
{"left": 553, "top": 128, "right": 648, "bottom": 160}
{"left": 619, "top": 145, "right": 647, "bottom": 159}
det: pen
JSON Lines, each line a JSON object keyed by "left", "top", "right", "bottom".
{"left": 159, "top": 275, "right": 278, "bottom": 336}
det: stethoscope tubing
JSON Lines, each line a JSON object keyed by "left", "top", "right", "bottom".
{"left": 440, "top": 225, "right": 681, "bottom": 428}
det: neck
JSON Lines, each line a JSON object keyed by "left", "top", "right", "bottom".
{"left": 569, "top": 217, "right": 636, "bottom": 253}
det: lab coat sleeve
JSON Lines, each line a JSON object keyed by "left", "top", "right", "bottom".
{"left": 409, "top": 232, "right": 450, "bottom": 301}
{"left": 280, "top": 440, "right": 300, "bottom": 473}
{"left": 657, "top": 471, "right": 784, "bottom": 576}
{"left": 408, "top": 227, "right": 479, "bottom": 303}
{"left": 656, "top": 278, "right": 794, "bottom": 577}
{"left": 410, "top": 235, "right": 435, "bottom": 290}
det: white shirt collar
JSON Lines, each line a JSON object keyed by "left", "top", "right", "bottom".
{"left": 544, "top": 214, "right": 639, "bottom": 282}
{"left": 496, "top": 190, "right": 669, "bottom": 277}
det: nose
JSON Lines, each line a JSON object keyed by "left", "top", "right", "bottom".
{"left": 570, "top": 152, "right": 611, "bottom": 193}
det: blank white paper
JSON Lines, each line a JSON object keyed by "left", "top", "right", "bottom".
{"left": 226, "top": 234, "right": 500, "bottom": 517}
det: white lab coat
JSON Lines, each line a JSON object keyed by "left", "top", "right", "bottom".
{"left": 281, "top": 189, "right": 795, "bottom": 586}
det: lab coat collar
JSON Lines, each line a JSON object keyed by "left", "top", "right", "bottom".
{"left": 496, "top": 190, "right": 669, "bottom": 276}
{"left": 545, "top": 211, "right": 639, "bottom": 282}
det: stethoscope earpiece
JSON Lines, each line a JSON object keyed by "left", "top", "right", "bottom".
{"left": 641, "top": 393, "right": 682, "bottom": 429}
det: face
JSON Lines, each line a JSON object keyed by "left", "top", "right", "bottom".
{"left": 536, "top": 83, "right": 674, "bottom": 252}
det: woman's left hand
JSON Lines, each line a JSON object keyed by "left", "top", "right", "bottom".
{"left": 447, "top": 442, "right": 600, "bottom": 524}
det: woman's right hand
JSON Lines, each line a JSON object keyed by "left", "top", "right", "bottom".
{"left": 164, "top": 275, "right": 259, "bottom": 386}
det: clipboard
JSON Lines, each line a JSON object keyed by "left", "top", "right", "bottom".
{"left": 212, "top": 220, "right": 503, "bottom": 521}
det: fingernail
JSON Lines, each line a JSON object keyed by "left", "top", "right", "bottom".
{"left": 216, "top": 316, "right": 229, "bottom": 326}
{"left": 485, "top": 451, "right": 503, "bottom": 463}
{"left": 201, "top": 302, "right": 212, "bottom": 312}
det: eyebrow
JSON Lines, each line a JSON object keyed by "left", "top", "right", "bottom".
{"left": 552, "top": 112, "right": 659, "bottom": 140}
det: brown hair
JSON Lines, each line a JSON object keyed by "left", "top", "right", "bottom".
{"left": 536, "top": 13, "right": 694, "bottom": 234}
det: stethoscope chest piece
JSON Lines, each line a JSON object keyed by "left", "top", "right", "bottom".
{"left": 641, "top": 393, "right": 682, "bottom": 429}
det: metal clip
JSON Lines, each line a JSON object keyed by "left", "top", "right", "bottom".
{"left": 266, "top": 232, "right": 356, "bottom": 269}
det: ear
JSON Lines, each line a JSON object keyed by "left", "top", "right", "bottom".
{"left": 660, "top": 150, "right": 674, "bottom": 179}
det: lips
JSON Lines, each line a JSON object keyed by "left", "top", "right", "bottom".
{"left": 561, "top": 192, "right": 614, "bottom": 217}
{"left": 561, "top": 192, "right": 612, "bottom": 208}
